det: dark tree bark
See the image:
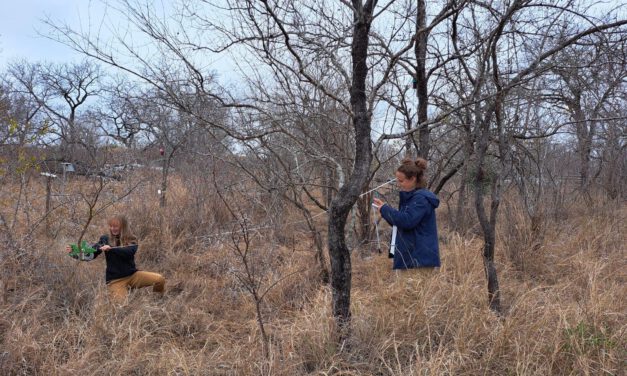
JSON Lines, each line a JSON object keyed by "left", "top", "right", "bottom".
{"left": 454, "top": 110, "right": 474, "bottom": 232}
{"left": 159, "top": 149, "right": 173, "bottom": 209}
{"left": 473, "top": 112, "right": 502, "bottom": 314}
{"left": 327, "top": 0, "right": 376, "bottom": 333}
{"left": 415, "top": 0, "right": 430, "bottom": 158}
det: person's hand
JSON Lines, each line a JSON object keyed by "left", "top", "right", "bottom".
{"left": 100, "top": 245, "right": 112, "bottom": 252}
{"left": 372, "top": 198, "right": 385, "bottom": 210}
{"left": 65, "top": 245, "right": 71, "bottom": 253}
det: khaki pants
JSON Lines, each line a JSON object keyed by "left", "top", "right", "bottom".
{"left": 107, "top": 271, "right": 165, "bottom": 303}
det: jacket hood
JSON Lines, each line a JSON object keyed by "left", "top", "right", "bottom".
{"left": 400, "top": 189, "right": 440, "bottom": 208}
{"left": 419, "top": 189, "right": 440, "bottom": 208}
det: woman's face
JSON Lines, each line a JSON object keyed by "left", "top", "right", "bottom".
{"left": 395, "top": 171, "right": 417, "bottom": 192}
{"left": 109, "top": 220, "right": 121, "bottom": 236}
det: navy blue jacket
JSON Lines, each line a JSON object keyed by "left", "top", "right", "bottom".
{"left": 92, "top": 235, "right": 138, "bottom": 283}
{"left": 380, "top": 188, "right": 440, "bottom": 269}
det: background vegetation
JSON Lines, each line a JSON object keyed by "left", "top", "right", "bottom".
{"left": 1, "top": 0, "right": 625, "bottom": 374}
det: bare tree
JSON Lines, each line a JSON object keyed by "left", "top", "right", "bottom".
{"left": 0, "top": 80, "right": 47, "bottom": 248}
{"left": 6, "top": 60, "right": 103, "bottom": 164}
{"left": 546, "top": 33, "right": 627, "bottom": 194}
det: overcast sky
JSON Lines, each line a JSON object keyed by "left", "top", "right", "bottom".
{"left": 0, "top": 0, "right": 100, "bottom": 65}
{"left": 0, "top": 0, "right": 239, "bottom": 82}
{"left": 1, "top": 1, "right": 624, "bottom": 79}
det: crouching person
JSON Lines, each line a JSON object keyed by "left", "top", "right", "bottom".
{"left": 67, "top": 215, "right": 165, "bottom": 303}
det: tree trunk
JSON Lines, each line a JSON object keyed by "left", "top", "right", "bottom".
{"left": 304, "top": 209, "right": 330, "bottom": 283}
{"left": 572, "top": 106, "right": 593, "bottom": 192}
{"left": 455, "top": 170, "right": 468, "bottom": 232}
{"left": 323, "top": 166, "right": 334, "bottom": 209}
{"left": 160, "top": 154, "right": 171, "bottom": 209}
{"left": 415, "top": 0, "right": 430, "bottom": 158}
{"left": 45, "top": 175, "right": 52, "bottom": 236}
{"left": 473, "top": 143, "right": 502, "bottom": 314}
{"left": 327, "top": 0, "right": 375, "bottom": 335}
{"left": 328, "top": 206, "right": 354, "bottom": 330}
{"left": 356, "top": 195, "right": 371, "bottom": 247}
{"left": 473, "top": 102, "right": 502, "bottom": 313}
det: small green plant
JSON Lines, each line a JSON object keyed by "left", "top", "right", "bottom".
{"left": 68, "top": 240, "right": 97, "bottom": 259}
{"left": 563, "top": 321, "right": 616, "bottom": 354}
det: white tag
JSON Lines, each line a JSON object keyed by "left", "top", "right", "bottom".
{"left": 390, "top": 226, "right": 397, "bottom": 255}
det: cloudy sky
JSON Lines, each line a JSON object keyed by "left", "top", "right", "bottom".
{"left": 0, "top": 0, "right": 245, "bottom": 84}
{"left": 0, "top": 0, "right": 101, "bottom": 65}
{"left": 1, "top": 1, "right": 623, "bottom": 77}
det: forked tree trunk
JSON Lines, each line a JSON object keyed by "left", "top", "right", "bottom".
{"left": 327, "top": 0, "right": 376, "bottom": 335}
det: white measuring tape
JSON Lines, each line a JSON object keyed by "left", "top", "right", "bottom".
{"left": 365, "top": 179, "right": 398, "bottom": 256}
{"left": 197, "top": 178, "right": 398, "bottom": 242}
{"left": 359, "top": 179, "right": 396, "bottom": 198}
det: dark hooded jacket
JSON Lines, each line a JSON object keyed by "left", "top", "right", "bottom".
{"left": 380, "top": 188, "right": 440, "bottom": 269}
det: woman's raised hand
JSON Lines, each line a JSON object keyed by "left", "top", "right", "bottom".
{"left": 372, "top": 198, "right": 385, "bottom": 210}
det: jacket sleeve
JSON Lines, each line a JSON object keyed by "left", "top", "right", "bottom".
{"left": 91, "top": 235, "right": 108, "bottom": 260}
{"left": 380, "top": 198, "right": 429, "bottom": 230}
{"left": 109, "top": 243, "right": 138, "bottom": 258}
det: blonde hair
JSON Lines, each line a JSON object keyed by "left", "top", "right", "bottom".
{"left": 108, "top": 215, "right": 137, "bottom": 246}
{"left": 397, "top": 158, "right": 428, "bottom": 189}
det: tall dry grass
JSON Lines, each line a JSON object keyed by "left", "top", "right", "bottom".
{"left": 0, "top": 174, "right": 624, "bottom": 375}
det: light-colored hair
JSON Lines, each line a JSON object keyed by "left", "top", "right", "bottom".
{"left": 108, "top": 215, "right": 137, "bottom": 246}
{"left": 397, "top": 158, "right": 428, "bottom": 189}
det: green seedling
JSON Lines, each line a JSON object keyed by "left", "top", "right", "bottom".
{"left": 68, "top": 240, "right": 97, "bottom": 258}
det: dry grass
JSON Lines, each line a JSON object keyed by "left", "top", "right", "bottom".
{"left": 0, "top": 175, "right": 625, "bottom": 375}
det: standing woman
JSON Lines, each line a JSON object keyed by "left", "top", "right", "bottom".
{"left": 67, "top": 215, "right": 166, "bottom": 302}
{"left": 373, "top": 158, "right": 440, "bottom": 270}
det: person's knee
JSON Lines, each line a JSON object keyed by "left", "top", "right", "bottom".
{"left": 153, "top": 275, "right": 165, "bottom": 292}
{"left": 108, "top": 287, "right": 127, "bottom": 303}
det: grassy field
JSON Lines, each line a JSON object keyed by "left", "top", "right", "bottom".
{"left": 0, "top": 175, "right": 624, "bottom": 375}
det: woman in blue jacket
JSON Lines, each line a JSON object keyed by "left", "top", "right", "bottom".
{"left": 373, "top": 158, "right": 440, "bottom": 270}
